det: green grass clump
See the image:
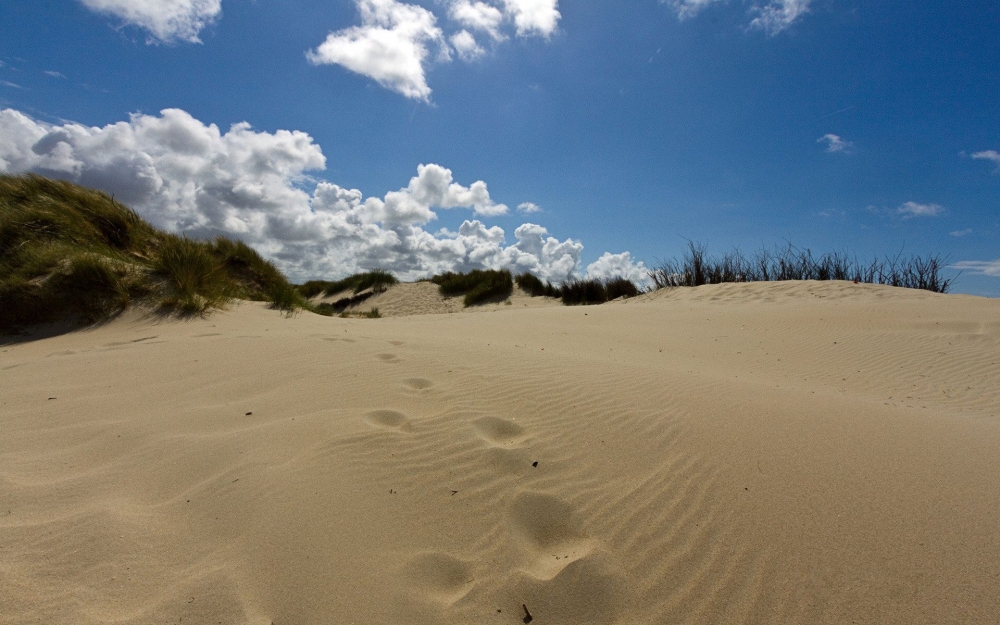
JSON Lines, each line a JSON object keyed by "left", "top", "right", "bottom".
{"left": 649, "top": 241, "right": 955, "bottom": 293}
{"left": 297, "top": 269, "right": 398, "bottom": 298}
{"left": 431, "top": 269, "right": 513, "bottom": 306}
{"left": 339, "top": 307, "right": 381, "bottom": 319}
{"left": 515, "top": 272, "right": 562, "bottom": 298}
{"left": 560, "top": 277, "right": 641, "bottom": 305}
{"left": 0, "top": 173, "right": 306, "bottom": 332}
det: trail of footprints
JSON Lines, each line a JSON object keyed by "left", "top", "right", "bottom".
{"left": 360, "top": 367, "right": 623, "bottom": 624}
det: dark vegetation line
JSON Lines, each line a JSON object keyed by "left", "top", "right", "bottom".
{"left": 649, "top": 241, "right": 953, "bottom": 293}
{"left": 297, "top": 269, "right": 397, "bottom": 298}
{"left": 1, "top": 175, "right": 956, "bottom": 332}
{"left": 430, "top": 269, "right": 514, "bottom": 306}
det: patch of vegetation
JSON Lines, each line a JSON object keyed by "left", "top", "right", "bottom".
{"left": 297, "top": 270, "right": 398, "bottom": 298}
{"left": 649, "top": 241, "right": 954, "bottom": 293}
{"left": 560, "top": 277, "right": 641, "bottom": 305}
{"left": 0, "top": 173, "right": 306, "bottom": 333}
{"left": 339, "top": 307, "right": 381, "bottom": 319}
{"left": 430, "top": 269, "right": 514, "bottom": 306}
{"left": 515, "top": 272, "right": 562, "bottom": 298}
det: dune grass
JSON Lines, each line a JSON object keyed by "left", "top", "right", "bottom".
{"left": 0, "top": 174, "right": 307, "bottom": 332}
{"left": 297, "top": 269, "right": 398, "bottom": 298}
{"left": 430, "top": 269, "right": 514, "bottom": 306}
{"left": 649, "top": 241, "right": 954, "bottom": 293}
{"left": 560, "top": 277, "right": 642, "bottom": 305}
{"left": 338, "top": 307, "right": 381, "bottom": 319}
{"left": 515, "top": 272, "right": 562, "bottom": 298}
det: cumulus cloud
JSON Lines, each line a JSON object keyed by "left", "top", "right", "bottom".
{"left": 500, "top": 0, "right": 561, "bottom": 37}
{"left": 517, "top": 201, "right": 541, "bottom": 213}
{"left": 818, "top": 133, "right": 852, "bottom": 154}
{"left": 665, "top": 0, "right": 810, "bottom": 33}
{"left": 950, "top": 260, "right": 1000, "bottom": 277}
{"left": 0, "top": 107, "right": 646, "bottom": 283}
{"left": 451, "top": 30, "right": 486, "bottom": 61}
{"left": 897, "top": 201, "right": 943, "bottom": 218}
{"left": 449, "top": 0, "right": 506, "bottom": 41}
{"left": 77, "top": 0, "right": 222, "bottom": 44}
{"left": 972, "top": 150, "right": 1000, "bottom": 172}
{"left": 307, "top": 0, "right": 450, "bottom": 101}
{"left": 586, "top": 252, "right": 651, "bottom": 285}
{"left": 311, "top": 0, "right": 560, "bottom": 99}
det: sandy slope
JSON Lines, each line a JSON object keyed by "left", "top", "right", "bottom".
{"left": 315, "top": 282, "right": 563, "bottom": 317}
{"left": 1, "top": 281, "right": 998, "bottom": 625}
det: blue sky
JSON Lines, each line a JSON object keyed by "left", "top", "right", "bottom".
{"left": 1, "top": 0, "right": 998, "bottom": 294}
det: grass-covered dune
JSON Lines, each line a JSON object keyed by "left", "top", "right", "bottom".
{"left": 0, "top": 174, "right": 305, "bottom": 332}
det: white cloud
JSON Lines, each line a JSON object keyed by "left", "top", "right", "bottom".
{"left": 44, "top": 71, "right": 67, "bottom": 79}
{"left": 972, "top": 150, "right": 1000, "bottom": 172}
{"left": 897, "top": 201, "right": 944, "bottom": 218}
{"left": 664, "top": 0, "right": 810, "bottom": 34}
{"left": 500, "top": 0, "right": 560, "bottom": 37}
{"left": 77, "top": 0, "right": 222, "bottom": 44}
{"left": 0, "top": 107, "right": 642, "bottom": 284}
{"left": 950, "top": 260, "right": 1000, "bottom": 277}
{"left": 449, "top": 1, "right": 506, "bottom": 41}
{"left": 586, "top": 252, "right": 651, "bottom": 286}
{"left": 667, "top": 0, "right": 725, "bottom": 20}
{"left": 748, "top": 0, "right": 811, "bottom": 34}
{"left": 0, "top": 80, "right": 23, "bottom": 89}
{"left": 517, "top": 201, "right": 541, "bottom": 213}
{"left": 950, "top": 229, "right": 972, "bottom": 237}
{"left": 307, "top": 0, "right": 450, "bottom": 102}
{"left": 310, "top": 0, "right": 560, "bottom": 99}
{"left": 451, "top": 30, "right": 486, "bottom": 61}
{"left": 818, "top": 133, "right": 852, "bottom": 154}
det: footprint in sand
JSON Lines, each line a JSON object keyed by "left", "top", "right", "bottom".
{"left": 365, "top": 410, "right": 412, "bottom": 431}
{"left": 375, "top": 353, "right": 401, "bottom": 363}
{"left": 472, "top": 416, "right": 526, "bottom": 447}
{"left": 389, "top": 340, "right": 405, "bottom": 347}
{"left": 499, "top": 492, "right": 624, "bottom": 625}
{"left": 401, "top": 552, "right": 475, "bottom": 604}
{"left": 508, "top": 492, "right": 591, "bottom": 574}
{"left": 403, "top": 378, "right": 434, "bottom": 390}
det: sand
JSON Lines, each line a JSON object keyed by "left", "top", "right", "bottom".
{"left": 1, "top": 280, "right": 998, "bottom": 624}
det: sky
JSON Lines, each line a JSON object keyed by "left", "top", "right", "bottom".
{"left": 1, "top": 0, "right": 998, "bottom": 294}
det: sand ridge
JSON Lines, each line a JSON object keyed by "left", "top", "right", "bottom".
{"left": 1, "top": 280, "right": 999, "bottom": 624}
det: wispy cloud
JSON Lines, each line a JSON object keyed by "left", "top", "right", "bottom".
{"left": 818, "top": 133, "right": 853, "bottom": 154}
{"left": 0, "top": 80, "right": 24, "bottom": 89}
{"left": 897, "top": 201, "right": 943, "bottom": 218}
{"left": 44, "top": 71, "right": 67, "bottom": 79}
{"left": 517, "top": 201, "right": 542, "bottom": 213}
{"left": 950, "top": 228, "right": 972, "bottom": 237}
{"left": 972, "top": 150, "right": 1000, "bottom": 172}
{"left": 77, "top": 0, "right": 222, "bottom": 44}
{"left": 665, "top": 0, "right": 811, "bottom": 34}
{"left": 950, "top": 260, "right": 1000, "bottom": 277}
{"left": 748, "top": 0, "right": 811, "bottom": 34}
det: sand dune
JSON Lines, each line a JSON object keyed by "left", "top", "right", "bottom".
{"left": 1, "top": 281, "right": 998, "bottom": 624}
{"left": 315, "top": 281, "right": 563, "bottom": 317}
